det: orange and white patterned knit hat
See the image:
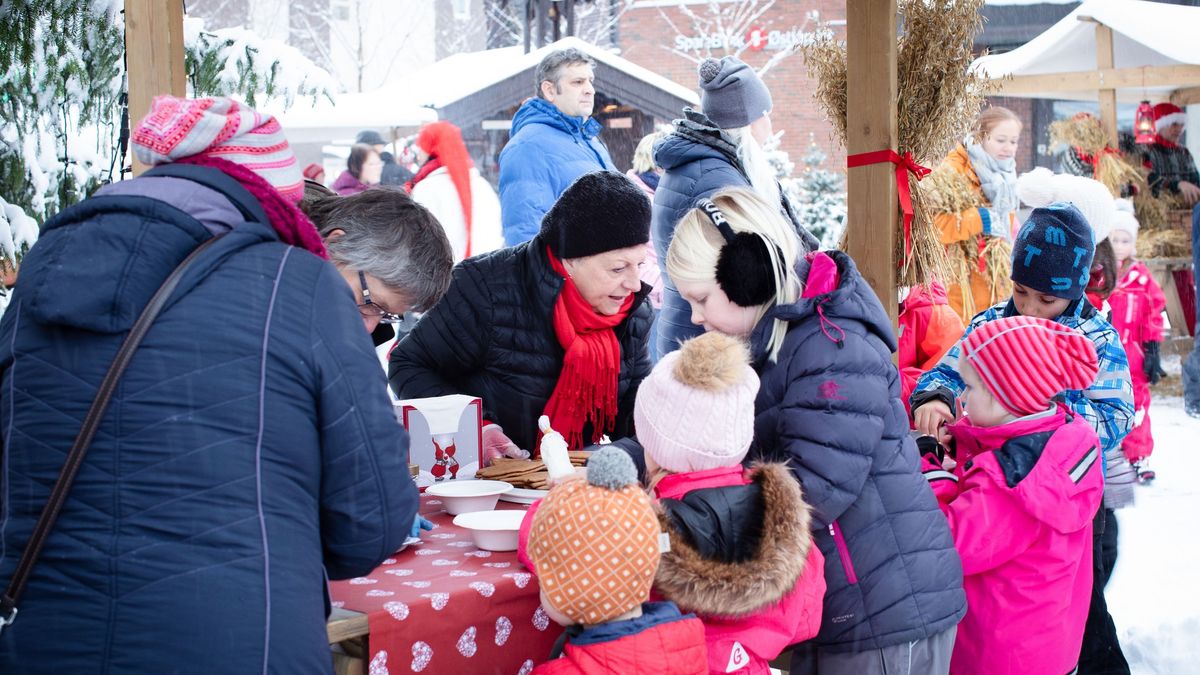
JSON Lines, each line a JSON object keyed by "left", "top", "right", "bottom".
{"left": 527, "top": 447, "right": 661, "bottom": 626}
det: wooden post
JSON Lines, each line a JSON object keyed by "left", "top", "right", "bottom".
{"left": 845, "top": 0, "right": 899, "bottom": 328}
{"left": 125, "top": 0, "right": 186, "bottom": 175}
{"left": 1094, "top": 23, "right": 1119, "bottom": 147}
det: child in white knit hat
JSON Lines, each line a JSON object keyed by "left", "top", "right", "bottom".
{"left": 1108, "top": 198, "right": 1167, "bottom": 484}
{"left": 635, "top": 332, "right": 825, "bottom": 675}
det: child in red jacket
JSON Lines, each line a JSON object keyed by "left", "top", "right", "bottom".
{"left": 1108, "top": 200, "right": 1167, "bottom": 482}
{"left": 525, "top": 447, "right": 708, "bottom": 675}
{"left": 920, "top": 316, "right": 1105, "bottom": 675}
{"left": 899, "top": 281, "right": 966, "bottom": 416}
{"left": 635, "top": 332, "right": 825, "bottom": 675}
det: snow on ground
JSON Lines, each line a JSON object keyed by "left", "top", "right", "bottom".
{"left": 1108, "top": 355, "right": 1200, "bottom": 674}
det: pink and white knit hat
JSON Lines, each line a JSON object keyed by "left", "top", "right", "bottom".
{"left": 634, "top": 332, "right": 760, "bottom": 474}
{"left": 961, "top": 316, "right": 1099, "bottom": 417}
{"left": 133, "top": 96, "right": 304, "bottom": 203}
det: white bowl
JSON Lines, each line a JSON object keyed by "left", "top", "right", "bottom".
{"left": 453, "top": 510, "right": 526, "bottom": 551}
{"left": 425, "top": 480, "right": 514, "bottom": 515}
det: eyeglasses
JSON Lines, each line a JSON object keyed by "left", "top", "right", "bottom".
{"left": 357, "top": 271, "right": 404, "bottom": 324}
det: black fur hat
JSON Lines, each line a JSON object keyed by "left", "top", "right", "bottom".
{"left": 539, "top": 171, "right": 651, "bottom": 259}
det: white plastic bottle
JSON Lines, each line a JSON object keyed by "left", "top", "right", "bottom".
{"left": 538, "top": 415, "right": 574, "bottom": 481}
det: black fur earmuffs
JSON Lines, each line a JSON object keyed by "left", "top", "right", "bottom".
{"left": 697, "top": 198, "right": 779, "bottom": 307}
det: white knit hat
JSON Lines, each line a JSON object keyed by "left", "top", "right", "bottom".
{"left": 1017, "top": 167, "right": 1115, "bottom": 243}
{"left": 1111, "top": 198, "right": 1138, "bottom": 238}
{"left": 634, "top": 332, "right": 760, "bottom": 474}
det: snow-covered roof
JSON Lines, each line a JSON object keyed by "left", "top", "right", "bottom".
{"left": 972, "top": 0, "right": 1200, "bottom": 101}
{"left": 260, "top": 92, "right": 438, "bottom": 144}
{"left": 388, "top": 36, "right": 700, "bottom": 110}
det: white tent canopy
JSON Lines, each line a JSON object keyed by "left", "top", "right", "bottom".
{"left": 260, "top": 92, "right": 438, "bottom": 145}
{"left": 972, "top": 0, "right": 1200, "bottom": 103}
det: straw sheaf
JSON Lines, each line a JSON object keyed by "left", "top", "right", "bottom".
{"left": 804, "top": 0, "right": 989, "bottom": 285}
{"left": 1049, "top": 117, "right": 1109, "bottom": 156}
{"left": 1139, "top": 228, "right": 1192, "bottom": 258}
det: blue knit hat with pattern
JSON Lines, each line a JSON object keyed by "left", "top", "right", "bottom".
{"left": 1010, "top": 202, "right": 1095, "bottom": 300}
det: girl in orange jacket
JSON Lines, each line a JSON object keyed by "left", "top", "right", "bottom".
{"left": 927, "top": 107, "right": 1023, "bottom": 322}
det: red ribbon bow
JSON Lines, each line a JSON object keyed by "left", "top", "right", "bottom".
{"left": 846, "top": 149, "right": 931, "bottom": 264}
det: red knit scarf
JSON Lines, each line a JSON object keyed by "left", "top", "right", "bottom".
{"left": 405, "top": 156, "right": 443, "bottom": 192}
{"left": 543, "top": 247, "right": 633, "bottom": 450}
{"left": 178, "top": 156, "right": 328, "bottom": 259}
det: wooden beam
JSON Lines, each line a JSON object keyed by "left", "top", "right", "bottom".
{"left": 1171, "top": 86, "right": 1200, "bottom": 106}
{"left": 1094, "top": 25, "right": 1118, "bottom": 147}
{"left": 125, "top": 0, "right": 186, "bottom": 176}
{"left": 995, "top": 64, "right": 1200, "bottom": 96}
{"left": 845, "top": 0, "right": 899, "bottom": 327}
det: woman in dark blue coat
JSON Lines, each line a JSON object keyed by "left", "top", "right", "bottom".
{"left": 0, "top": 97, "right": 433, "bottom": 674}
{"left": 663, "top": 188, "right": 965, "bottom": 674}
{"left": 651, "top": 56, "right": 817, "bottom": 360}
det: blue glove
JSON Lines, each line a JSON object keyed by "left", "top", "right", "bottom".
{"left": 410, "top": 514, "right": 434, "bottom": 539}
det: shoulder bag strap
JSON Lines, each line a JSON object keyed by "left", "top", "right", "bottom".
{"left": 0, "top": 232, "right": 225, "bottom": 632}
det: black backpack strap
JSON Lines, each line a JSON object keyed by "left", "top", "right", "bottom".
{"left": 141, "top": 163, "right": 270, "bottom": 227}
{"left": 0, "top": 233, "right": 226, "bottom": 633}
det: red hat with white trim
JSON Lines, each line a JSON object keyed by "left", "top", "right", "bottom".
{"left": 1153, "top": 102, "right": 1186, "bottom": 132}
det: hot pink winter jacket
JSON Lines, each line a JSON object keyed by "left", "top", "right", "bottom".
{"left": 935, "top": 407, "right": 1103, "bottom": 675}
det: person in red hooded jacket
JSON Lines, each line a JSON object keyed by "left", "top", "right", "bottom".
{"left": 899, "top": 281, "right": 966, "bottom": 417}
{"left": 1108, "top": 200, "right": 1167, "bottom": 483}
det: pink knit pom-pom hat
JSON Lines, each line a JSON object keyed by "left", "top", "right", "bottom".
{"left": 132, "top": 95, "right": 304, "bottom": 203}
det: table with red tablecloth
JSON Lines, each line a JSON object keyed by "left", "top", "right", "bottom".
{"left": 328, "top": 496, "right": 561, "bottom": 675}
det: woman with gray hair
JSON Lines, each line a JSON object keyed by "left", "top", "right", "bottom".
{"left": 651, "top": 56, "right": 818, "bottom": 361}
{"left": 303, "top": 187, "right": 454, "bottom": 337}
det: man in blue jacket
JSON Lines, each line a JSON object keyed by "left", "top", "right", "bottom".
{"left": 499, "top": 47, "right": 616, "bottom": 246}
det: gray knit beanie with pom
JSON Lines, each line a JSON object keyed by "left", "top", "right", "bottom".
{"left": 698, "top": 56, "right": 773, "bottom": 130}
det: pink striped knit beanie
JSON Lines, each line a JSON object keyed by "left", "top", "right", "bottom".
{"left": 961, "top": 316, "right": 1099, "bottom": 417}
{"left": 133, "top": 96, "right": 304, "bottom": 203}
{"left": 635, "top": 332, "right": 760, "bottom": 474}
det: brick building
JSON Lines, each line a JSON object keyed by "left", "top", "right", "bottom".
{"left": 616, "top": 0, "right": 847, "bottom": 172}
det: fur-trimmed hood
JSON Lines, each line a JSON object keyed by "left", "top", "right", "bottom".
{"left": 654, "top": 463, "right": 813, "bottom": 618}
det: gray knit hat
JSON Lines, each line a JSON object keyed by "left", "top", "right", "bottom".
{"left": 698, "top": 56, "right": 773, "bottom": 130}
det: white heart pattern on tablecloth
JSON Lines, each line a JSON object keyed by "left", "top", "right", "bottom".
{"left": 517, "top": 659, "right": 535, "bottom": 675}
{"left": 495, "top": 617, "right": 513, "bottom": 646}
{"left": 349, "top": 577, "right": 378, "bottom": 585}
{"left": 413, "top": 549, "right": 442, "bottom": 556}
{"left": 331, "top": 600, "right": 345, "bottom": 608}
{"left": 384, "top": 601, "right": 410, "bottom": 621}
{"left": 481, "top": 562, "right": 511, "bottom": 569}
{"left": 456, "top": 626, "right": 478, "bottom": 657}
{"left": 431, "top": 559, "right": 460, "bottom": 566}
{"left": 426, "top": 500, "right": 442, "bottom": 505}
{"left": 429, "top": 533, "right": 456, "bottom": 540}
{"left": 401, "top": 580, "right": 432, "bottom": 589}
{"left": 468, "top": 581, "right": 495, "bottom": 597}
{"left": 382, "top": 558, "right": 397, "bottom": 565}
{"left": 503, "top": 572, "right": 532, "bottom": 589}
{"left": 532, "top": 607, "right": 550, "bottom": 631}
{"left": 385, "top": 569, "right": 415, "bottom": 577}
{"left": 369, "top": 650, "right": 388, "bottom": 675}
{"left": 410, "top": 641, "right": 433, "bottom": 672}
{"left": 464, "top": 550, "right": 492, "bottom": 558}
{"left": 447, "top": 541, "right": 473, "bottom": 548}
{"left": 448, "top": 570, "right": 477, "bottom": 577}
{"left": 366, "top": 589, "right": 395, "bottom": 597}
{"left": 422, "top": 592, "right": 450, "bottom": 610}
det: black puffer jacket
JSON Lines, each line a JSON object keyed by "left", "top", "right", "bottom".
{"left": 388, "top": 238, "right": 653, "bottom": 452}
